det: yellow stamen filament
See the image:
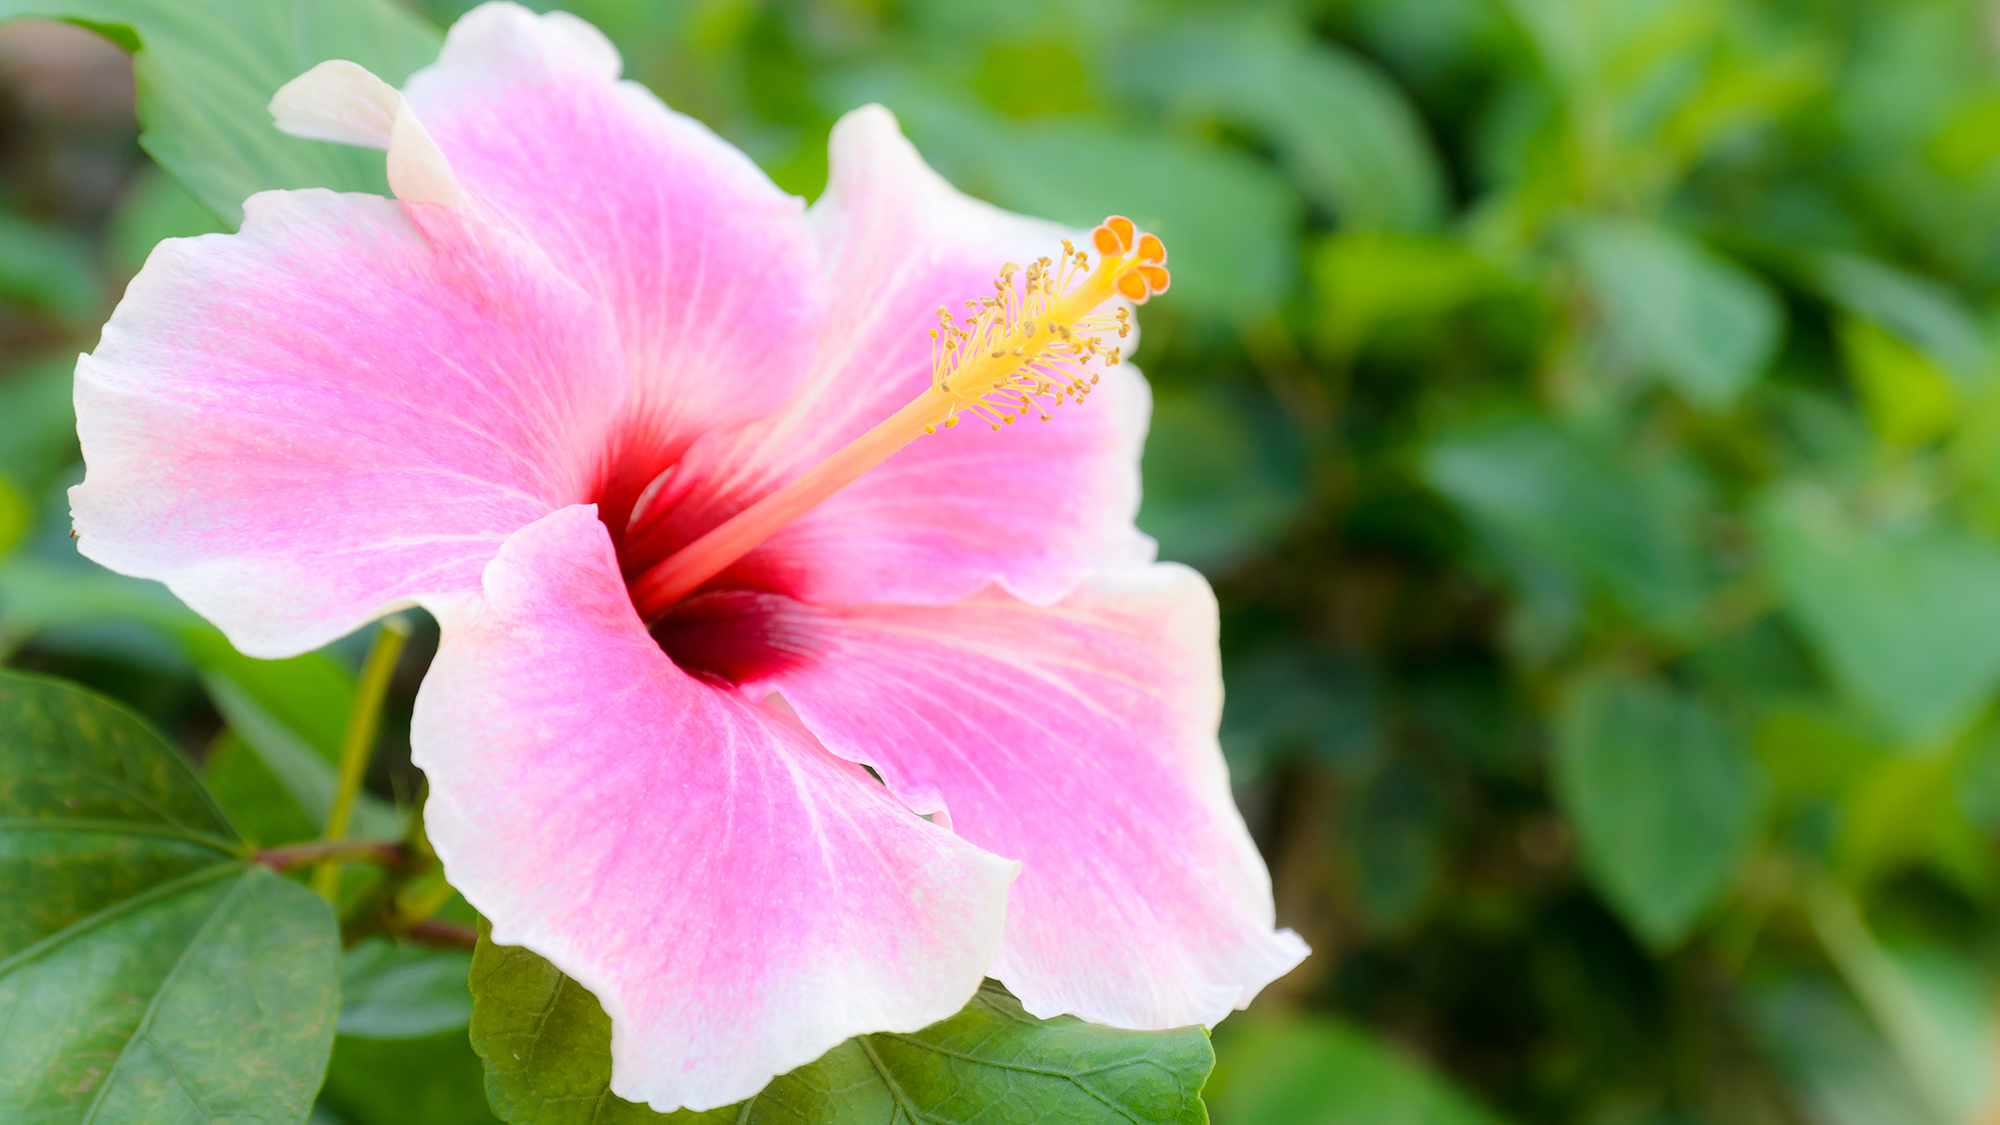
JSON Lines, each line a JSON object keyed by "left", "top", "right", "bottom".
{"left": 629, "top": 216, "right": 1170, "bottom": 620}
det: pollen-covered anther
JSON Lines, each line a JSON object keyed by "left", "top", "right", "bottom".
{"left": 1091, "top": 215, "right": 1171, "bottom": 304}
{"left": 925, "top": 219, "right": 1165, "bottom": 433}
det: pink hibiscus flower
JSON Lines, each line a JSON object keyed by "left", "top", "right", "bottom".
{"left": 69, "top": 2, "right": 1306, "bottom": 1111}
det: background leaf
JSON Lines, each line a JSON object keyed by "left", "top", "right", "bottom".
{"left": 900, "top": 104, "right": 1301, "bottom": 321}
{"left": 1571, "top": 219, "right": 1782, "bottom": 408}
{"left": 1809, "top": 252, "right": 1989, "bottom": 383}
{"left": 0, "top": 669, "right": 339, "bottom": 1124}
{"left": 339, "top": 939, "right": 475, "bottom": 1040}
{"left": 1138, "top": 385, "right": 1309, "bottom": 574}
{"left": 321, "top": 1030, "right": 502, "bottom": 1125}
{"left": 1209, "top": 1016, "right": 1511, "bottom": 1125}
{"left": 0, "top": 213, "right": 97, "bottom": 320}
{"left": 1552, "top": 674, "right": 1763, "bottom": 948}
{"left": 1424, "top": 418, "right": 1705, "bottom": 632}
{"left": 201, "top": 669, "right": 399, "bottom": 842}
{"left": 1115, "top": 11, "right": 1447, "bottom": 230}
{"left": 1756, "top": 485, "right": 2000, "bottom": 745}
{"left": 1744, "top": 975, "right": 1947, "bottom": 1125}
{"left": 1838, "top": 317, "right": 1959, "bottom": 449}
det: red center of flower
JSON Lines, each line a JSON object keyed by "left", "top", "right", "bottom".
{"left": 589, "top": 216, "right": 1169, "bottom": 680}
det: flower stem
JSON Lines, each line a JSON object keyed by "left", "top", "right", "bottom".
{"left": 312, "top": 615, "right": 413, "bottom": 902}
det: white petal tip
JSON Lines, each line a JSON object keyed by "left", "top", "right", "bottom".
{"left": 270, "top": 60, "right": 399, "bottom": 149}
{"left": 387, "top": 102, "right": 472, "bottom": 208}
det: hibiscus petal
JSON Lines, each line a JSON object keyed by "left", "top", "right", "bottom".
{"left": 702, "top": 563, "right": 1308, "bottom": 1030}
{"left": 70, "top": 192, "right": 625, "bottom": 658}
{"left": 414, "top": 505, "right": 1015, "bottom": 1112}
{"left": 633, "top": 105, "right": 1155, "bottom": 608}
{"left": 271, "top": 60, "right": 472, "bottom": 208}
{"left": 399, "top": 2, "right": 826, "bottom": 528}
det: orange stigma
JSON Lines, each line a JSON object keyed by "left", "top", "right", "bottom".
{"left": 628, "top": 216, "right": 1169, "bottom": 619}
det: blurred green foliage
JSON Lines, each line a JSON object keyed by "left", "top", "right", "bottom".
{"left": 9, "top": 0, "right": 2000, "bottom": 1121}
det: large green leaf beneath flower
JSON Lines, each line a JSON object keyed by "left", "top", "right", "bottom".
{"left": 0, "top": 670, "right": 341, "bottom": 1124}
{"left": 0, "top": 0, "right": 441, "bottom": 228}
{"left": 1553, "top": 674, "right": 1764, "bottom": 949}
{"left": 468, "top": 929, "right": 1214, "bottom": 1124}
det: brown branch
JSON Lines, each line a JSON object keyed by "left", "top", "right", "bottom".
{"left": 255, "top": 838, "right": 408, "bottom": 873}
{"left": 403, "top": 918, "right": 478, "bottom": 951}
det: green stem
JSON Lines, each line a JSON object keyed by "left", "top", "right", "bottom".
{"left": 313, "top": 615, "right": 413, "bottom": 901}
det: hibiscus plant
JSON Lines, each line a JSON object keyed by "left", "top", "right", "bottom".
{"left": 4, "top": 2, "right": 1302, "bottom": 1122}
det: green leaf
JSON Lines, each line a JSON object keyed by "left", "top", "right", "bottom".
{"left": 1116, "top": 12, "right": 1447, "bottom": 230}
{"left": 1552, "top": 674, "right": 1763, "bottom": 948}
{"left": 0, "top": 669, "right": 340, "bottom": 1124}
{"left": 340, "top": 939, "right": 474, "bottom": 1040}
{"left": 1745, "top": 975, "right": 1947, "bottom": 1125}
{"left": 0, "top": 557, "right": 199, "bottom": 648}
{"left": 1832, "top": 749, "right": 1991, "bottom": 893}
{"left": 902, "top": 105, "right": 1300, "bottom": 321}
{"left": 1752, "top": 705, "right": 1888, "bottom": 806}
{"left": 0, "top": 477, "right": 28, "bottom": 561}
{"left": 1756, "top": 484, "right": 2000, "bottom": 744}
{"left": 1137, "top": 386, "right": 1308, "bottom": 575}
{"left": 1806, "top": 886, "right": 1995, "bottom": 1124}
{"left": 0, "top": 214, "right": 98, "bottom": 321}
{"left": 0, "top": 355, "right": 83, "bottom": 500}
{"left": 1220, "top": 648, "right": 1382, "bottom": 781}
{"left": 203, "top": 729, "right": 321, "bottom": 848}
{"left": 468, "top": 928, "right": 1214, "bottom": 1124}
{"left": 1572, "top": 219, "right": 1782, "bottom": 409}
{"left": 0, "top": 0, "right": 442, "bottom": 228}
{"left": 1208, "top": 1015, "right": 1510, "bottom": 1125}
{"left": 1311, "top": 231, "right": 1512, "bottom": 354}
{"left": 184, "top": 631, "right": 356, "bottom": 760}
{"left": 202, "top": 669, "right": 400, "bottom": 840}
{"left": 1423, "top": 418, "right": 1705, "bottom": 632}
{"left": 1809, "top": 251, "right": 1989, "bottom": 383}
{"left": 321, "top": 1028, "right": 502, "bottom": 1125}
{"left": 1344, "top": 760, "right": 1447, "bottom": 934}
{"left": 108, "top": 164, "right": 228, "bottom": 275}
{"left": 1838, "top": 316, "right": 1958, "bottom": 449}
{"left": 321, "top": 939, "right": 494, "bottom": 1120}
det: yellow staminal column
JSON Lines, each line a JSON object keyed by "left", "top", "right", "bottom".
{"left": 627, "top": 215, "right": 1170, "bottom": 621}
